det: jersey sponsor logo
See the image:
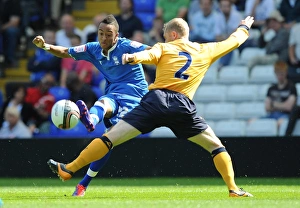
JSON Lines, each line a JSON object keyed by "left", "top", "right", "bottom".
{"left": 73, "top": 45, "right": 86, "bottom": 53}
{"left": 130, "top": 41, "right": 142, "bottom": 48}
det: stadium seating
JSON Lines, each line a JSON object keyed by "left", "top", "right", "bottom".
{"left": 133, "top": 0, "right": 156, "bottom": 31}
{"left": 149, "top": 127, "right": 176, "bottom": 138}
{"left": 235, "top": 102, "right": 266, "bottom": 120}
{"left": 245, "top": 118, "right": 277, "bottom": 136}
{"left": 45, "top": 122, "right": 106, "bottom": 138}
{"left": 214, "top": 119, "right": 246, "bottom": 137}
{"left": 249, "top": 65, "right": 277, "bottom": 83}
{"left": 218, "top": 65, "right": 249, "bottom": 84}
{"left": 203, "top": 102, "right": 236, "bottom": 120}
{"left": 194, "top": 102, "right": 205, "bottom": 116}
{"left": 226, "top": 84, "right": 258, "bottom": 102}
{"left": 194, "top": 85, "right": 227, "bottom": 103}
{"left": 257, "top": 84, "right": 271, "bottom": 101}
{"left": 278, "top": 118, "right": 288, "bottom": 136}
{"left": 49, "top": 86, "right": 70, "bottom": 101}
{"left": 296, "top": 83, "right": 300, "bottom": 105}
{"left": 201, "top": 66, "right": 218, "bottom": 84}
{"left": 237, "top": 47, "right": 266, "bottom": 65}
{"left": 290, "top": 120, "right": 300, "bottom": 136}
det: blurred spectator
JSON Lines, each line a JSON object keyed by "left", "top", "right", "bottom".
{"left": 60, "top": 34, "right": 94, "bottom": 87}
{"left": 25, "top": 73, "right": 56, "bottom": 133}
{"left": 144, "top": 16, "right": 164, "bottom": 46}
{"left": 0, "top": 85, "right": 38, "bottom": 133}
{"left": 279, "top": 0, "right": 300, "bottom": 30}
{"left": 264, "top": 61, "right": 297, "bottom": 130}
{"left": 49, "top": 0, "right": 72, "bottom": 26}
{"left": 189, "top": 0, "right": 218, "bottom": 43}
{"left": 231, "top": 0, "right": 246, "bottom": 12}
{"left": 27, "top": 28, "right": 61, "bottom": 84}
{"left": 56, "top": 13, "right": 84, "bottom": 47}
{"left": 287, "top": 23, "right": 300, "bottom": 83}
{"left": 0, "top": 0, "right": 22, "bottom": 68}
{"left": 247, "top": 10, "right": 290, "bottom": 71}
{"left": 156, "top": 0, "right": 190, "bottom": 23}
{"left": 285, "top": 104, "right": 300, "bottom": 136}
{"left": 244, "top": 0, "right": 275, "bottom": 30}
{"left": 83, "top": 13, "right": 107, "bottom": 43}
{"left": 115, "top": 0, "right": 144, "bottom": 42}
{"left": 215, "top": 0, "right": 242, "bottom": 70}
{"left": 0, "top": 106, "right": 32, "bottom": 139}
{"left": 20, "top": 0, "right": 46, "bottom": 34}
{"left": 66, "top": 71, "right": 97, "bottom": 109}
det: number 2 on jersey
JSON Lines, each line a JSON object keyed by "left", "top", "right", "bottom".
{"left": 174, "top": 51, "right": 191, "bottom": 80}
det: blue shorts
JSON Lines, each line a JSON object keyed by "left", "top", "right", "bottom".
{"left": 122, "top": 89, "right": 208, "bottom": 140}
{"left": 99, "top": 93, "right": 142, "bottom": 128}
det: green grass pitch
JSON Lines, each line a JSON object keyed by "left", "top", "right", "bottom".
{"left": 0, "top": 177, "right": 299, "bottom": 208}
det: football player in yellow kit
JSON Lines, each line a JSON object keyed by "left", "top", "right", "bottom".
{"left": 48, "top": 16, "right": 254, "bottom": 197}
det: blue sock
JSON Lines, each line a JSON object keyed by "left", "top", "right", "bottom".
{"left": 79, "top": 150, "right": 112, "bottom": 188}
{"left": 89, "top": 102, "right": 106, "bottom": 126}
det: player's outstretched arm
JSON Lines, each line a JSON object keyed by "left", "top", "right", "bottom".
{"left": 32, "top": 35, "right": 71, "bottom": 58}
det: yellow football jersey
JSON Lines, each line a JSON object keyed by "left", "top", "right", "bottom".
{"left": 132, "top": 28, "right": 249, "bottom": 100}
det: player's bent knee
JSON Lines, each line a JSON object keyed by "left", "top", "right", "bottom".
{"left": 211, "top": 147, "right": 227, "bottom": 158}
{"left": 99, "top": 136, "right": 113, "bottom": 150}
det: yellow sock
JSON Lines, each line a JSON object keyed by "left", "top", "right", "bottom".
{"left": 213, "top": 152, "right": 238, "bottom": 191}
{"left": 66, "top": 138, "right": 110, "bottom": 173}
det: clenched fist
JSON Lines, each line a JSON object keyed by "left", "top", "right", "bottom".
{"left": 32, "top": 36, "right": 46, "bottom": 48}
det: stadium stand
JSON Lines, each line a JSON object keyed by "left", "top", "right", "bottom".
{"left": 149, "top": 126, "right": 176, "bottom": 138}
{"left": 235, "top": 102, "right": 266, "bottom": 120}
{"left": 203, "top": 102, "right": 236, "bottom": 121}
{"left": 214, "top": 120, "right": 247, "bottom": 137}
{"left": 249, "top": 65, "right": 277, "bottom": 83}
{"left": 226, "top": 84, "right": 258, "bottom": 102}
{"left": 194, "top": 85, "right": 227, "bottom": 103}
{"left": 133, "top": 0, "right": 156, "bottom": 32}
{"left": 245, "top": 118, "right": 277, "bottom": 136}
{"left": 1, "top": 0, "right": 296, "bottom": 138}
{"left": 49, "top": 86, "right": 70, "bottom": 102}
{"left": 218, "top": 65, "right": 249, "bottom": 84}
{"left": 236, "top": 47, "right": 266, "bottom": 66}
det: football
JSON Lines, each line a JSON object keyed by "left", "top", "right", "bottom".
{"left": 51, "top": 99, "right": 80, "bottom": 130}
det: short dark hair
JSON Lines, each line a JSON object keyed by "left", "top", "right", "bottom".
{"left": 101, "top": 14, "right": 119, "bottom": 31}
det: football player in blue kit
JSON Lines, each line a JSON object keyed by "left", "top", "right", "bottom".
{"left": 32, "top": 14, "right": 150, "bottom": 196}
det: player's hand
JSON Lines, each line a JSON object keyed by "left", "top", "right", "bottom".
{"left": 122, "top": 53, "right": 135, "bottom": 65}
{"left": 240, "top": 16, "right": 254, "bottom": 29}
{"left": 32, "top": 36, "right": 46, "bottom": 48}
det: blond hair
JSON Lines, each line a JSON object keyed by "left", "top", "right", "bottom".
{"left": 4, "top": 106, "right": 20, "bottom": 119}
{"left": 163, "top": 18, "right": 189, "bottom": 38}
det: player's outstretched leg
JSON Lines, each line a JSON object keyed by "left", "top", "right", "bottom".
{"left": 72, "top": 151, "right": 112, "bottom": 197}
{"left": 76, "top": 100, "right": 95, "bottom": 132}
{"left": 47, "top": 137, "right": 112, "bottom": 181}
{"left": 211, "top": 147, "right": 253, "bottom": 197}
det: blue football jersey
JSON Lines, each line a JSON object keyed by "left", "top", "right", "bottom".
{"left": 68, "top": 38, "right": 149, "bottom": 98}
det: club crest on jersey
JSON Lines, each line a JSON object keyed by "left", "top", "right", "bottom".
{"left": 74, "top": 45, "right": 86, "bottom": 53}
{"left": 130, "top": 41, "right": 142, "bottom": 48}
{"left": 113, "top": 56, "right": 120, "bottom": 65}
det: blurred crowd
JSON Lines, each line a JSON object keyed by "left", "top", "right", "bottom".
{"left": 0, "top": 0, "right": 300, "bottom": 138}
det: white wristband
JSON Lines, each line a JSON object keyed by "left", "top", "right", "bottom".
{"left": 43, "top": 43, "right": 51, "bottom": 51}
